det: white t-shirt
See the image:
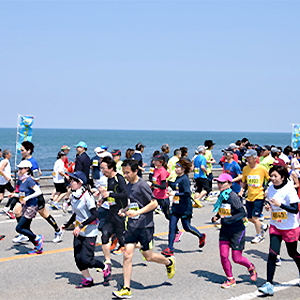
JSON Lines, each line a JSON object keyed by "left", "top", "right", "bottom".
{"left": 279, "top": 153, "right": 290, "bottom": 164}
{"left": 0, "top": 159, "right": 11, "bottom": 185}
{"left": 71, "top": 189, "right": 98, "bottom": 237}
{"left": 53, "top": 159, "right": 65, "bottom": 183}
{"left": 268, "top": 181, "right": 299, "bottom": 230}
{"left": 291, "top": 157, "right": 300, "bottom": 178}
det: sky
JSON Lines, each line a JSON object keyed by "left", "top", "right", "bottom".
{"left": 0, "top": 0, "right": 299, "bottom": 133}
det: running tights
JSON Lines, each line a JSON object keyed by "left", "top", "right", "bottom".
{"left": 16, "top": 216, "right": 36, "bottom": 245}
{"left": 267, "top": 234, "right": 300, "bottom": 284}
{"left": 168, "top": 214, "right": 203, "bottom": 250}
{"left": 219, "top": 240, "right": 251, "bottom": 278}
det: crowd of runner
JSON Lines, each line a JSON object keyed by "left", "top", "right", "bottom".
{"left": 1, "top": 137, "right": 300, "bottom": 298}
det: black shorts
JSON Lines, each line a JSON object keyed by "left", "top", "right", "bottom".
{"left": 0, "top": 182, "right": 14, "bottom": 194}
{"left": 246, "top": 199, "right": 264, "bottom": 219}
{"left": 220, "top": 229, "right": 246, "bottom": 251}
{"left": 124, "top": 226, "right": 154, "bottom": 251}
{"left": 195, "top": 177, "right": 211, "bottom": 193}
{"left": 37, "top": 194, "right": 46, "bottom": 210}
{"left": 54, "top": 182, "right": 67, "bottom": 193}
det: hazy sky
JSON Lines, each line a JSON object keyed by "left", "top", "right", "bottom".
{"left": 1, "top": 1, "right": 299, "bottom": 133}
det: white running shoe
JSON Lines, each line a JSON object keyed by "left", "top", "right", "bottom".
{"left": 53, "top": 229, "right": 63, "bottom": 243}
{"left": 2, "top": 207, "right": 9, "bottom": 213}
{"left": 276, "top": 255, "right": 281, "bottom": 266}
{"left": 12, "top": 234, "right": 29, "bottom": 243}
{"left": 62, "top": 201, "right": 68, "bottom": 213}
{"left": 251, "top": 235, "right": 264, "bottom": 244}
{"left": 261, "top": 224, "right": 269, "bottom": 237}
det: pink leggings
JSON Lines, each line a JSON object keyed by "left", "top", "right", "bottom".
{"left": 219, "top": 240, "right": 251, "bottom": 278}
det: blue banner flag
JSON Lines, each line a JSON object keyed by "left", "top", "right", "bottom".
{"left": 292, "top": 124, "right": 300, "bottom": 150}
{"left": 16, "top": 115, "right": 34, "bottom": 154}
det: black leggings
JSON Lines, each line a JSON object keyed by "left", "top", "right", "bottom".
{"left": 157, "top": 198, "right": 179, "bottom": 234}
{"left": 16, "top": 216, "right": 36, "bottom": 245}
{"left": 267, "top": 234, "right": 300, "bottom": 283}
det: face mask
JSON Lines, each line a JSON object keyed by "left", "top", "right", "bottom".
{"left": 18, "top": 174, "right": 29, "bottom": 181}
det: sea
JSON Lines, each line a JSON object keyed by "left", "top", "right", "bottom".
{"left": 0, "top": 128, "right": 292, "bottom": 175}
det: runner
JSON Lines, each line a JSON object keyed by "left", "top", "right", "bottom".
{"left": 161, "top": 158, "right": 206, "bottom": 257}
{"left": 167, "top": 149, "right": 181, "bottom": 183}
{"left": 99, "top": 156, "right": 127, "bottom": 261}
{"left": 258, "top": 165, "right": 300, "bottom": 296}
{"left": 259, "top": 145, "right": 275, "bottom": 171}
{"left": 161, "top": 144, "right": 170, "bottom": 163}
{"left": 74, "top": 141, "right": 91, "bottom": 185}
{"left": 112, "top": 159, "right": 175, "bottom": 299}
{"left": 204, "top": 140, "right": 216, "bottom": 198}
{"left": 211, "top": 173, "right": 257, "bottom": 289}
{"left": 132, "top": 142, "right": 147, "bottom": 177}
{"left": 13, "top": 141, "right": 63, "bottom": 243}
{"left": 239, "top": 149, "right": 270, "bottom": 244}
{"left": 60, "top": 171, "right": 111, "bottom": 288}
{"left": 15, "top": 160, "right": 44, "bottom": 254}
{"left": 111, "top": 149, "right": 123, "bottom": 175}
{"left": 90, "top": 147, "right": 103, "bottom": 188}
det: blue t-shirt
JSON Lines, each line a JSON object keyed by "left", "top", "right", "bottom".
{"left": 18, "top": 177, "right": 38, "bottom": 206}
{"left": 28, "top": 157, "right": 39, "bottom": 171}
{"left": 194, "top": 154, "right": 207, "bottom": 179}
{"left": 224, "top": 160, "right": 242, "bottom": 193}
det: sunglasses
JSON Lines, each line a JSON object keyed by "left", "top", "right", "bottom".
{"left": 217, "top": 181, "right": 228, "bottom": 185}
{"left": 18, "top": 167, "right": 26, "bottom": 170}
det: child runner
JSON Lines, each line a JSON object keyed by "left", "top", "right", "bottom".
{"left": 61, "top": 171, "right": 111, "bottom": 288}
{"left": 161, "top": 158, "right": 206, "bottom": 257}
{"left": 112, "top": 159, "right": 175, "bottom": 299}
{"left": 212, "top": 173, "right": 257, "bottom": 289}
{"left": 258, "top": 165, "right": 300, "bottom": 296}
{"left": 15, "top": 160, "right": 44, "bottom": 254}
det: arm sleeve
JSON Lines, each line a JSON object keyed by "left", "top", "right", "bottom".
{"left": 280, "top": 202, "right": 299, "bottom": 214}
{"left": 108, "top": 176, "right": 128, "bottom": 204}
{"left": 64, "top": 213, "right": 76, "bottom": 228}
{"left": 152, "top": 180, "right": 167, "bottom": 189}
{"left": 81, "top": 208, "right": 98, "bottom": 227}
{"left": 25, "top": 184, "right": 42, "bottom": 201}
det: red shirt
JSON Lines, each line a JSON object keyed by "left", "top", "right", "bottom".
{"left": 62, "top": 156, "right": 69, "bottom": 169}
{"left": 152, "top": 166, "right": 169, "bottom": 199}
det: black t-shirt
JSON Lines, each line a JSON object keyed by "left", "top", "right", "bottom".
{"left": 126, "top": 178, "right": 154, "bottom": 229}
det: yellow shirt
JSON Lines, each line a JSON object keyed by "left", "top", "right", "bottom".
{"left": 242, "top": 164, "right": 270, "bottom": 202}
{"left": 204, "top": 150, "right": 213, "bottom": 175}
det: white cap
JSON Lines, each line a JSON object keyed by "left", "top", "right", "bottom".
{"left": 17, "top": 160, "right": 32, "bottom": 169}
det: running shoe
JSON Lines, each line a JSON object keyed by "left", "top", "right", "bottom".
{"left": 166, "top": 256, "right": 175, "bottom": 279}
{"left": 251, "top": 234, "right": 264, "bottom": 244}
{"left": 193, "top": 199, "right": 203, "bottom": 208}
{"left": 12, "top": 234, "right": 29, "bottom": 243}
{"left": 161, "top": 247, "right": 174, "bottom": 257}
{"left": 62, "top": 201, "right": 69, "bottom": 213}
{"left": 47, "top": 199, "right": 53, "bottom": 204}
{"left": 221, "top": 278, "right": 236, "bottom": 289}
{"left": 53, "top": 229, "right": 63, "bottom": 243}
{"left": 261, "top": 223, "right": 269, "bottom": 237}
{"left": 258, "top": 282, "right": 274, "bottom": 296}
{"left": 28, "top": 247, "right": 43, "bottom": 255}
{"left": 204, "top": 196, "right": 213, "bottom": 202}
{"left": 243, "top": 217, "right": 248, "bottom": 227}
{"left": 0, "top": 235, "right": 5, "bottom": 241}
{"left": 5, "top": 210, "right": 15, "bottom": 219}
{"left": 155, "top": 207, "right": 163, "bottom": 214}
{"left": 276, "top": 255, "right": 281, "bottom": 267}
{"left": 103, "top": 262, "right": 112, "bottom": 286}
{"left": 199, "top": 233, "right": 206, "bottom": 248}
{"left": 2, "top": 207, "right": 9, "bottom": 213}
{"left": 35, "top": 235, "right": 44, "bottom": 252}
{"left": 174, "top": 231, "right": 183, "bottom": 243}
{"left": 215, "top": 224, "right": 222, "bottom": 230}
{"left": 75, "top": 278, "right": 94, "bottom": 289}
{"left": 113, "top": 246, "right": 125, "bottom": 255}
{"left": 248, "top": 264, "right": 257, "bottom": 281}
{"left": 51, "top": 202, "right": 62, "bottom": 210}
{"left": 112, "top": 286, "right": 132, "bottom": 299}
{"left": 110, "top": 236, "right": 118, "bottom": 251}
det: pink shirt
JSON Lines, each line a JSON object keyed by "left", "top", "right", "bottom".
{"left": 152, "top": 166, "right": 169, "bottom": 199}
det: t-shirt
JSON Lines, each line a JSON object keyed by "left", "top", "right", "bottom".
{"left": 71, "top": 190, "right": 98, "bottom": 237}
{"left": 204, "top": 149, "right": 213, "bottom": 174}
{"left": 194, "top": 154, "right": 207, "bottom": 179}
{"left": 242, "top": 164, "right": 270, "bottom": 201}
{"left": 167, "top": 156, "right": 179, "bottom": 182}
{"left": 28, "top": 157, "right": 40, "bottom": 180}
{"left": 53, "top": 159, "right": 65, "bottom": 183}
{"left": 126, "top": 178, "right": 154, "bottom": 229}
{"left": 90, "top": 155, "right": 101, "bottom": 180}
{"left": 62, "top": 156, "right": 69, "bottom": 169}
{"left": 132, "top": 151, "right": 143, "bottom": 177}
{"left": 152, "top": 166, "right": 169, "bottom": 199}
{"left": 19, "top": 177, "right": 38, "bottom": 206}
{"left": 223, "top": 161, "right": 242, "bottom": 193}
{"left": 291, "top": 157, "right": 300, "bottom": 178}
{"left": 259, "top": 155, "right": 275, "bottom": 171}
{"left": 116, "top": 160, "right": 123, "bottom": 175}
{"left": 268, "top": 182, "right": 299, "bottom": 230}
{"left": 0, "top": 159, "right": 11, "bottom": 185}
{"left": 75, "top": 152, "right": 91, "bottom": 180}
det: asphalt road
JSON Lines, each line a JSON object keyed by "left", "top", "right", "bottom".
{"left": 1, "top": 195, "right": 300, "bottom": 300}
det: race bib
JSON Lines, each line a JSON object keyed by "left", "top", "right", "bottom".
{"left": 272, "top": 210, "right": 287, "bottom": 223}
{"left": 247, "top": 175, "right": 260, "bottom": 187}
{"left": 218, "top": 203, "right": 231, "bottom": 217}
{"left": 75, "top": 220, "right": 86, "bottom": 232}
{"left": 173, "top": 195, "right": 180, "bottom": 204}
{"left": 107, "top": 197, "right": 116, "bottom": 206}
{"left": 152, "top": 177, "right": 157, "bottom": 185}
{"left": 194, "top": 168, "right": 200, "bottom": 174}
{"left": 149, "top": 167, "right": 154, "bottom": 174}
{"left": 92, "top": 160, "right": 99, "bottom": 166}
{"left": 129, "top": 202, "right": 140, "bottom": 219}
